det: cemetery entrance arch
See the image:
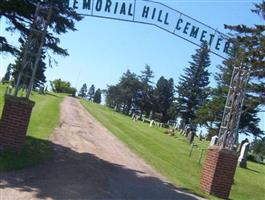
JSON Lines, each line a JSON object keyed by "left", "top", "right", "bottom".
{"left": 3, "top": 1, "right": 251, "bottom": 199}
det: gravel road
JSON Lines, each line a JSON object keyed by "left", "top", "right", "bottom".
{"left": 0, "top": 97, "right": 203, "bottom": 200}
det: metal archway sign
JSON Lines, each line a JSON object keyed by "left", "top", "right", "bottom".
{"left": 6, "top": 1, "right": 248, "bottom": 198}
{"left": 68, "top": 0, "right": 234, "bottom": 59}
{"left": 68, "top": 0, "right": 247, "bottom": 150}
{"left": 12, "top": 0, "right": 247, "bottom": 151}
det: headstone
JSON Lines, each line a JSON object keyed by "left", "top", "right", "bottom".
{"left": 131, "top": 113, "right": 137, "bottom": 121}
{"left": 238, "top": 142, "right": 250, "bottom": 168}
{"left": 210, "top": 135, "right": 218, "bottom": 146}
{"left": 184, "top": 124, "right": 190, "bottom": 137}
{"left": 149, "top": 110, "right": 153, "bottom": 119}
{"left": 237, "top": 138, "right": 249, "bottom": 153}
{"left": 187, "top": 131, "right": 195, "bottom": 144}
{"left": 150, "top": 120, "right": 154, "bottom": 127}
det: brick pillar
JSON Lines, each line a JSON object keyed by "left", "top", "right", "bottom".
{"left": 0, "top": 95, "right": 35, "bottom": 151}
{"left": 200, "top": 146, "right": 238, "bottom": 199}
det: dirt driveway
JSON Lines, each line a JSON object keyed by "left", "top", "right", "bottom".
{"left": 1, "top": 97, "right": 203, "bottom": 200}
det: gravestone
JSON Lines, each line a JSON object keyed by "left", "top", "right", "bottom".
{"left": 238, "top": 142, "right": 250, "bottom": 168}
{"left": 187, "top": 131, "right": 195, "bottom": 144}
{"left": 184, "top": 124, "right": 191, "bottom": 137}
{"left": 210, "top": 135, "right": 218, "bottom": 146}
{"left": 237, "top": 138, "right": 249, "bottom": 153}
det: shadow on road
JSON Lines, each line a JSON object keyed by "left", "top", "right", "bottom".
{"left": 1, "top": 136, "right": 202, "bottom": 200}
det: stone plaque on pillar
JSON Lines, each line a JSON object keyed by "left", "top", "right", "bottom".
{"left": 0, "top": 95, "right": 35, "bottom": 151}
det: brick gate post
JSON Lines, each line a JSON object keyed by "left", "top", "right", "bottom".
{"left": 200, "top": 146, "right": 238, "bottom": 199}
{"left": 0, "top": 95, "right": 35, "bottom": 151}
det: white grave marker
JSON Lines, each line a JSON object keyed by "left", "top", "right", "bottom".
{"left": 238, "top": 142, "right": 250, "bottom": 168}
{"left": 210, "top": 136, "right": 218, "bottom": 146}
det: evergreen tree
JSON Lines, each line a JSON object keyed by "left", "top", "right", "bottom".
{"left": 136, "top": 65, "right": 154, "bottom": 116}
{"left": 224, "top": 1, "right": 265, "bottom": 106}
{"left": 118, "top": 70, "right": 142, "bottom": 114}
{"left": 251, "top": 137, "right": 265, "bottom": 156}
{"left": 106, "top": 85, "right": 122, "bottom": 109}
{"left": 153, "top": 76, "right": 175, "bottom": 122}
{"left": 0, "top": 1, "right": 82, "bottom": 92}
{"left": 196, "top": 60, "right": 263, "bottom": 138}
{"left": 105, "top": 70, "right": 142, "bottom": 114}
{"left": 0, "top": 0, "right": 82, "bottom": 56}
{"left": 12, "top": 41, "right": 47, "bottom": 89}
{"left": 78, "top": 83, "right": 87, "bottom": 97}
{"left": 140, "top": 65, "right": 154, "bottom": 85}
{"left": 93, "top": 89, "right": 102, "bottom": 104}
{"left": 176, "top": 41, "right": 211, "bottom": 126}
{"left": 87, "top": 84, "right": 95, "bottom": 101}
{"left": 196, "top": 1, "right": 264, "bottom": 139}
{"left": 1, "top": 64, "right": 12, "bottom": 83}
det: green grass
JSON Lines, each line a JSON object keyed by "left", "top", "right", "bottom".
{"left": 80, "top": 99, "right": 265, "bottom": 200}
{"left": 0, "top": 84, "right": 65, "bottom": 171}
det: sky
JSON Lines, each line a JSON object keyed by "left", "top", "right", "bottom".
{"left": 0, "top": 0, "right": 264, "bottom": 135}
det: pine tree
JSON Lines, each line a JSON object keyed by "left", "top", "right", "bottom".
{"left": 105, "top": 69, "right": 142, "bottom": 114}
{"left": 87, "top": 84, "right": 95, "bottom": 101}
{"left": 0, "top": 0, "right": 82, "bottom": 56}
{"left": 140, "top": 65, "right": 154, "bottom": 85}
{"left": 176, "top": 41, "right": 211, "bottom": 126}
{"left": 106, "top": 85, "right": 122, "bottom": 109}
{"left": 196, "top": 58, "right": 264, "bottom": 139}
{"left": 11, "top": 42, "right": 47, "bottom": 89}
{"left": 251, "top": 137, "right": 265, "bottom": 156}
{"left": 1, "top": 64, "right": 12, "bottom": 83}
{"left": 118, "top": 70, "right": 142, "bottom": 114}
{"left": 153, "top": 76, "right": 175, "bottom": 122}
{"left": 136, "top": 65, "right": 154, "bottom": 116}
{"left": 224, "top": 1, "right": 265, "bottom": 106}
{"left": 78, "top": 83, "right": 87, "bottom": 97}
{"left": 93, "top": 89, "right": 102, "bottom": 104}
{"left": 195, "top": 1, "right": 264, "bottom": 138}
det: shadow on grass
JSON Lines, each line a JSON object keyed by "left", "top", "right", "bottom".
{"left": 0, "top": 136, "right": 202, "bottom": 200}
{"left": 45, "top": 92, "right": 61, "bottom": 98}
{"left": 0, "top": 136, "right": 53, "bottom": 171}
{"left": 245, "top": 167, "right": 260, "bottom": 174}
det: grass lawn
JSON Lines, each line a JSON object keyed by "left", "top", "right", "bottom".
{"left": 81, "top": 99, "right": 265, "bottom": 200}
{"left": 0, "top": 84, "right": 65, "bottom": 171}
